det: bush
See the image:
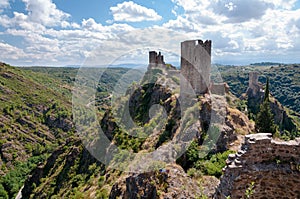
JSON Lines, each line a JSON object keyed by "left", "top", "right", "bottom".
{"left": 0, "top": 184, "right": 8, "bottom": 199}
{"left": 194, "top": 150, "right": 234, "bottom": 178}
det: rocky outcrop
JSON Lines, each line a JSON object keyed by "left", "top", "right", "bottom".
{"left": 45, "top": 114, "right": 73, "bottom": 132}
{"left": 109, "top": 164, "right": 201, "bottom": 199}
{"left": 199, "top": 94, "right": 255, "bottom": 152}
{"left": 215, "top": 133, "right": 300, "bottom": 199}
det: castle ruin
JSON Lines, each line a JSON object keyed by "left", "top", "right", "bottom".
{"left": 148, "top": 51, "right": 165, "bottom": 69}
{"left": 247, "top": 71, "right": 261, "bottom": 96}
{"left": 181, "top": 40, "right": 212, "bottom": 95}
{"left": 215, "top": 133, "right": 300, "bottom": 199}
{"left": 148, "top": 40, "right": 213, "bottom": 96}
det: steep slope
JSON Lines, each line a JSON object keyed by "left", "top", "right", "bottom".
{"left": 0, "top": 63, "right": 74, "bottom": 198}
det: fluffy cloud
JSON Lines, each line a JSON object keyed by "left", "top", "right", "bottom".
{"left": 163, "top": 16, "right": 197, "bottom": 32}
{"left": 211, "top": 0, "right": 274, "bottom": 23}
{"left": 1, "top": 11, "right": 137, "bottom": 66}
{"left": 0, "top": 0, "right": 9, "bottom": 13}
{"left": 0, "top": 0, "right": 300, "bottom": 66}
{"left": 22, "top": 0, "right": 70, "bottom": 27}
{"left": 110, "top": 1, "right": 162, "bottom": 22}
{"left": 0, "top": 42, "right": 29, "bottom": 62}
{"left": 0, "top": 0, "right": 9, "bottom": 8}
{"left": 165, "top": 0, "right": 300, "bottom": 63}
{"left": 172, "top": 0, "right": 274, "bottom": 23}
{"left": 263, "top": 0, "right": 297, "bottom": 9}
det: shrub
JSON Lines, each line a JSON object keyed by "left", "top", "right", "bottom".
{"left": 0, "top": 184, "right": 8, "bottom": 199}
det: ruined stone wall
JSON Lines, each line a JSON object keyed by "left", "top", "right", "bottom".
{"left": 180, "top": 40, "right": 211, "bottom": 95}
{"left": 148, "top": 51, "right": 165, "bottom": 68}
{"left": 210, "top": 83, "right": 229, "bottom": 95}
{"left": 215, "top": 133, "right": 300, "bottom": 199}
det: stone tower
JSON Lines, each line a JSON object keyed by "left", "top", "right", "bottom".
{"left": 148, "top": 51, "right": 165, "bottom": 68}
{"left": 180, "top": 40, "right": 211, "bottom": 95}
{"left": 247, "top": 71, "right": 260, "bottom": 96}
{"left": 249, "top": 72, "right": 259, "bottom": 88}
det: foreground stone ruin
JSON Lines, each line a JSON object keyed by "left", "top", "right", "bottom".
{"left": 215, "top": 133, "right": 300, "bottom": 199}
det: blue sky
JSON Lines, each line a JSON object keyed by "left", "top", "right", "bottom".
{"left": 0, "top": 0, "right": 300, "bottom": 66}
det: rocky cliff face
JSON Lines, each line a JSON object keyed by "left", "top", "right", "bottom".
{"left": 109, "top": 164, "right": 202, "bottom": 199}
{"left": 21, "top": 138, "right": 105, "bottom": 199}
{"left": 215, "top": 133, "right": 300, "bottom": 199}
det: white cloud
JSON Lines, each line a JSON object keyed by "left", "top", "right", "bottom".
{"left": 164, "top": 0, "right": 300, "bottom": 64}
{"left": 211, "top": 0, "right": 274, "bottom": 23}
{"left": 0, "top": 0, "right": 9, "bottom": 13}
{"left": 0, "top": 0, "right": 9, "bottom": 8}
{"left": 171, "top": 0, "right": 210, "bottom": 13}
{"left": 263, "top": 0, "right": 297, "bottom": 10}
{"left": 110, "top": 1, "right": 162, "bottom": 22}
{"left": 0, "top": 42, "right": 28, "bottom": 61}
{"left": 163, "top": 16, "right": 197, "bottom": 32}
{"left": 22, "top": 0, "right": 70, "bottom": 27}
{"left": 0, "top": 0, "right": 300, "bottom": 66}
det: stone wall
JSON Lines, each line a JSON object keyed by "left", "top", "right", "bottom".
{"left": 180, "top": 40, "right": 211, "bottom": 95}
{"left": 215, "top": 133, "right": 300, "bottom": 199}
{"left": 210, "top": 82, "right": 229, "bottom": 95}
{"left": 148, "top": 51, "right": 165, "bottom": 68}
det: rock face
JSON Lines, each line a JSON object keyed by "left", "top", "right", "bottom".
{"left": 215, "top": 133, "right": 300, "bottom": 199}
{"left": 199, "top": 94, "right": 255, "bottom": 152}
{"left": 109, "top": 164, "right": 201, "bottom": 199}
{"left": 21, "top": 138, "right": 103, "bottom": 199}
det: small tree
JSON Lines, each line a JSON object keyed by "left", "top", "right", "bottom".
{"left": 256, "top": 77, "right": 276, "bottom": 134}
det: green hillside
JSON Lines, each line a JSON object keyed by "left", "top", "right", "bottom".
{"left": 218, "top": 64, "right": 300, "bottom": 114}
{"left": 0, "top": 63, "right": 74, "bottom": 198}
{"left": 0, "top": 64, "right": 136, "bottom": 198}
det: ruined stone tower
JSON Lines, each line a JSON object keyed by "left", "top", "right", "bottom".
{"left": 148, "top": 51, "right": 165, "bottom": 68}
{"left": 249, "top": 72, "right": 259, "bottom": 89}
{"left": 247, "top": 71, "right": 260, "bottom": 96}
{"left": 180, "top": 40, "right": 211, "bottom": 95}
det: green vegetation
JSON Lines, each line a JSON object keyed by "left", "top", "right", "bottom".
{"left": 255, "top": 77, "right": 277, "bottom": 134}
{"left": 256, "top": 100, "right": 277, "bottom": 134}
{"left": 0, "top": 155, "right": 47, "bottom": 198}
{"left": 245, "top": 182, "right": 255, "bottom": 199}
{"left": 179, "top": 140, "right": 234, "bottom": 178}
{"left": 218, "top": 64, "right": 300, "bottom": 113}
{"left": 0, "top": 64, "right": 136, "bottom": 198}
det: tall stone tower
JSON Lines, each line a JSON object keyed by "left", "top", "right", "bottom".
{"left": 180, "top": 40, "right": 211, "bottom": 95}
{"left": 247, "top": 71, "right": 260, "bottom": 96}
